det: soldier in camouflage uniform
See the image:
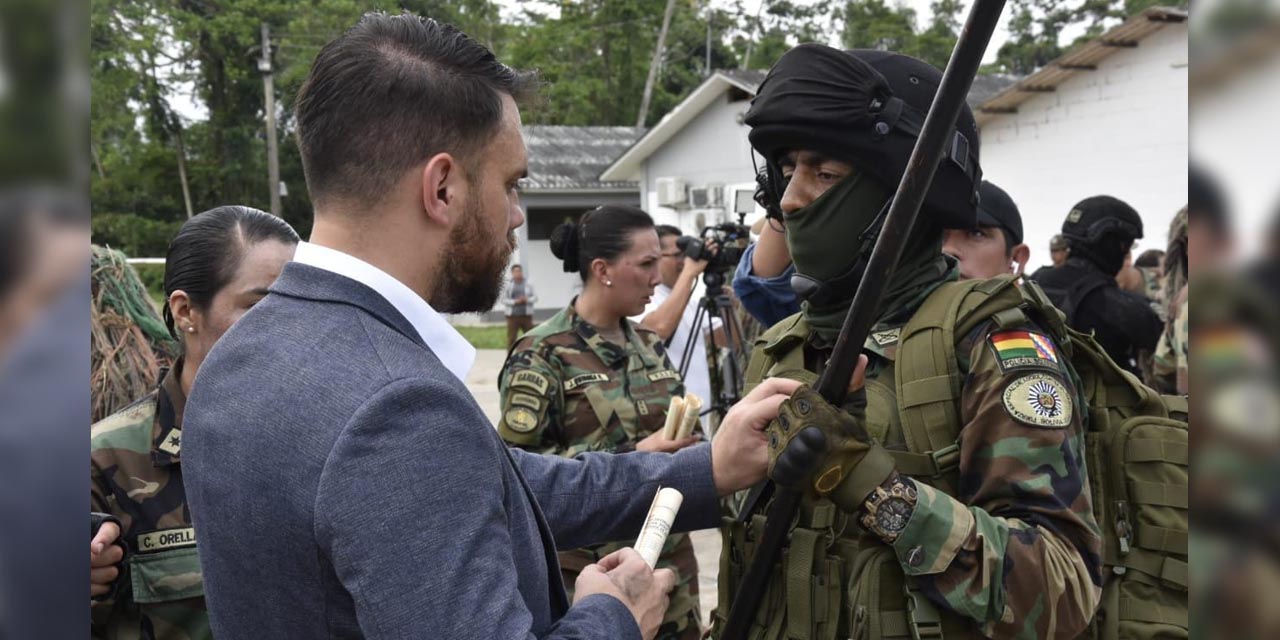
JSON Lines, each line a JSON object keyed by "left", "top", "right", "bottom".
{"left": 1151, "top": 209, "right": 1189, "bottom": 394}
{"left": 498, "top": 205, "right": 704, "bottom": 640}
{"left": 91, "top": 206, "right": 297, "bottom": 639}
{"left": 709, "top": 45, "right": 1103, "bottom": 639}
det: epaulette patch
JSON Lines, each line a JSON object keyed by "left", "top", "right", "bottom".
{"left": 988, "top": 330, "right": 1060, "bottom": 374}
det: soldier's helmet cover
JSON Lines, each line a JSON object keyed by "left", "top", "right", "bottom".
{"left": 744, "top": 44, "right": 982, "bottom": 230}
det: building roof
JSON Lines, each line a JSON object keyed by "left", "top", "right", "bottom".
{"left": 600, "top": 66, "right": 1020, "bottom": 182}
{"left": 521, "top": 125, "right": 643, "bottom": 192}
{"left": 975, "top": 6, "right": 1188, "bottom": 125}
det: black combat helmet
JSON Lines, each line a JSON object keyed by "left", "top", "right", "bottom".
{"left": 1060, "top": 195, "right": 1143, "bottom": 275}
{"left": 1061, "top": 195, "right": 1144, "bottom": 245}
{"left": 745, "top": 44, "right": 982, "bottom": 230}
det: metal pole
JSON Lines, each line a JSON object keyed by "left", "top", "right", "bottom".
{"left": 260, "top": 22, "right": 282, "bottom": 216}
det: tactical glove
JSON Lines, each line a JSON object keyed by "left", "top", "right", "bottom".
{"left": 765, "top": 385, "right": 897, "bottom": 512}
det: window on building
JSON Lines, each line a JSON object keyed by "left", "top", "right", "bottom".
{"left": 526, "top": 207, "right": 588, "bottom": 240}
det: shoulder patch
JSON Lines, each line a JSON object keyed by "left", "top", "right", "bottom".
{"left": 508, "top": 393, "right": 543, "bottom": 411}
{"left": 564, "top": 373, "right": 609, "bottom": 391}
{"left": 988, "top": 330, "right": 1061, "bottom": 373}
{"left": 503, "top": 407, "right": 540, "bottom": 433}
{"left": 1002, "top": 373, "right": 1072, "bottom": 428}
{"left": 510, "top": 370, "right": 551, "bottom": 395}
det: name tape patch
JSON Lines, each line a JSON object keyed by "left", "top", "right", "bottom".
{"left": 136, "top": 527, "right": 197, "bottom": 554}
{"left": 564, "top": 373, "right": 609, "bottom": 391}
{"left": 647, "top": 370, "right": 681, "bottom": 383}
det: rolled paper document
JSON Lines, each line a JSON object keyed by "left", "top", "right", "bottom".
{"left": 662, "top": 396, "right": 686, "bottom": 440}
{"left": 634, "top": 487, "right": 684, "bottom": 569}
{"left": 676, "top": 393, "right": 702, "bottom": 440}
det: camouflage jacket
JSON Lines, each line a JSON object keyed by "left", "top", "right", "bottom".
{"left": 91, "top": 361, "right": 209, "bottom": 640}
{"left": 497, "top": 302, "right": 702, "bottom": 639}
{"left": 1152, "top": 284, "right": 1189, "bottom": 395}
{"left": 723, "top": 283, "right": 1103, "bottom": 639}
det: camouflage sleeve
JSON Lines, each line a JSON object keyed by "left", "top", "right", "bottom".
{"left": 496, "top": 345, "right": 563, "bottom": 455}
{"left": 886, "top": 322, "right": 1104, "bottom": 639}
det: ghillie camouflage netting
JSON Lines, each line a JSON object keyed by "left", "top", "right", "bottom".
{"left": 91, "top": 245, "right": 178, "bottom": 423}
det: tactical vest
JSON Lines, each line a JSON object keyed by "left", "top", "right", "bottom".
{"left": 713, "top": 276, "right": 1188, "bottom": 640}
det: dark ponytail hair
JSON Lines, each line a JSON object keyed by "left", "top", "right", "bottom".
{"left": 549, "top": 205, "right": 655, "bottom": 281}
{"left": 163, "top": 206, "right": 300, "bottom": 339}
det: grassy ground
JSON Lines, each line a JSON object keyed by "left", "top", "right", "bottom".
{"left": 454, "top": 324, "right": 508, "bottom": 350}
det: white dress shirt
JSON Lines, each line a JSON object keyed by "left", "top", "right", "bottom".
{"left": 292, "top": 241, "right": 476, "bottom": 383}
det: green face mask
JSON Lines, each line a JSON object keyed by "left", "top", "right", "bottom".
{"left": 783, "top": 172, "right": 890, "bottom": 283}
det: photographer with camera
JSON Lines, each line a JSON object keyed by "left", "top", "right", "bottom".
{"left": 635, "top": 226, "right": 721, "bottom": 428}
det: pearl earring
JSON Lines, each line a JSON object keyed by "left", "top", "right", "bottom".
{"left": 605, "top": 280, "right": 613, "bottom": 287}
{"left": 187, "top": 326, "right": 196, "bottom": 334}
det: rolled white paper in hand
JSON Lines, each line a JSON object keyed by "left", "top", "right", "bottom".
{"left": 676, "top": 393, "right": 702, "bottom": 440}
{"left": 662, "top": 396, "right": 686, "bottom": 440}
{"left": 634, "top": 487, "right": 684, "bottom": 569}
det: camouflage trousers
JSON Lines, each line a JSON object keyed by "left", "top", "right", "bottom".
{"left": 559, "top": 532, "right": 701, "bottom": 640}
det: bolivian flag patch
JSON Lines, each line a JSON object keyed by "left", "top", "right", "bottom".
{"left": 989, "top": 330, "right": 1060, "bottom": 373}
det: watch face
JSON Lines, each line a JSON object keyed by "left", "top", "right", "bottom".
{"left": 875, "top": 497, "right": 913, "bottom": 535}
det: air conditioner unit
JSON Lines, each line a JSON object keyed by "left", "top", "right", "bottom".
{"left": 689, "top": 187, "right": 710, "bottom": 208}
{"left": 656, "top": 177, "right": 687, "bottom": 207}
{"left": 690, "top": 184, "right": 724, "bottom": 208}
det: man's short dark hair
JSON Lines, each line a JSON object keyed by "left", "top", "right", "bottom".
{"left": 510, "top": 264, "right": 522, "bottom": 271}
{"left": 655, "top": 224, "right": 681, "bottom": 241}
{"left": 294, "top": 13, "right": 538, "bottom": 207}
{"left": 1135, "top": 249, "right": 1164, "bottom": 268}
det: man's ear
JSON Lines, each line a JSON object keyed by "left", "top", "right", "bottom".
{"left": 421, "top": 153, "right": 461, "bottom": 227}
{"left": 1011, "top": 243, "right": 1031, "bottom": 276}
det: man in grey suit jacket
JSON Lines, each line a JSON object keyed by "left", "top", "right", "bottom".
{"left": 182, "top": 13, "right": 799, "bottom": 639}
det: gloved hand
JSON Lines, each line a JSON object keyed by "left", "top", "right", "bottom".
{"left": 765, "top": 384, "right": 897, "bottom": 512}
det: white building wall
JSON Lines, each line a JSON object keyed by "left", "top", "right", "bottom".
{"left": 642, "top": 91, "right": 767, "bottom": 233}
{"left": 979, "top": 24, "right": 1189, "bottom": 271}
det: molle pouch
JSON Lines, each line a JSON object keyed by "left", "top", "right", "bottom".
{"left": 780, "top": 503, "right": 846, "bottom": 640}
{"left": 1094, "top": 414, "right": 1189, "bottom": 640}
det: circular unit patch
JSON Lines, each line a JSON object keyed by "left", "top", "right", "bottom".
{"left": 504, "top": 407, "right": 540, "bottom": 433}
{"left": 1002, "top": 373, "right": 1072, "bottom": 428}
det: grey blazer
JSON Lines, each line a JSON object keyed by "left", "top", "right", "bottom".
{"left": 183, "top": 263, "right": 721, "bottom": 639}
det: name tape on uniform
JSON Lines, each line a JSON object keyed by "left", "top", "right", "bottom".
{"left": 136, "top": 527, "right": 197, "bottom": 554}
{"left": 647, "top": 370, "right": 680, "bottom": 383}
{"left": 564, "top": 373, "right": 609, "bottom": 391}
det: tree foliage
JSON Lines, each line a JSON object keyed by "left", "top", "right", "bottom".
{"left": 91, "top": 0, "right": 1168, "bottom": 256}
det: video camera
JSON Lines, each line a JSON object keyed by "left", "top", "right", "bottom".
{"left": 675, "top": 222, "right": 750, "bottom": 281}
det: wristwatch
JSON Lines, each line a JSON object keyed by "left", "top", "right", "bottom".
{"left": 861, "top": 474, "right": 918, "bottom": 541}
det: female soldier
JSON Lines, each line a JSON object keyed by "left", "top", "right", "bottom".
{"left": 497, "top": 205, "right": 703, "bottom": 639}
{"left": 90, "top": 206, "right": 298, "bottom": 639}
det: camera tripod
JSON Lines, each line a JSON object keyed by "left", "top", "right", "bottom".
{"left": 674, "top": 269, "right": 748, "bottom": 438}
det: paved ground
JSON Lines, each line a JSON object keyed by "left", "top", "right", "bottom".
{"left": 466, "top": 349, "right": 722, "bottom": 626}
